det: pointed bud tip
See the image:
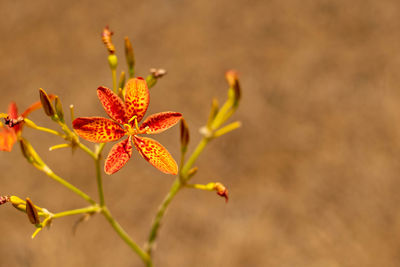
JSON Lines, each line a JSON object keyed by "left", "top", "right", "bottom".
{"left": 39, "top": 88, "right": 55, "bottom": 117}
{"left": 26, "top": 198, "right": 40, "bottom": 225}
{"left": 214, "top": 183, "right": 229, "bottom": 203}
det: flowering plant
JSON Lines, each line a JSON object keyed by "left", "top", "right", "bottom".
{"left": 0, "top": 27, "right": 241, "bottom": 266}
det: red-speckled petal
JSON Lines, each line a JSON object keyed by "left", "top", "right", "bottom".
{"left": 140, "top": 112, "right": 182, "bottom": 134}
{"left": 97, "top": 86, "right": 128, "bottom": 124}
{"left": 72, "top": 117, "right": 126, "bottom": 143}
{"left": 133, "top": 136, "right": 178, "bottom": 175}
{"left": 124, "top": 77, "right": 149, "bottom": 123}
{"left": 8, "top": 102, "right": 18, "bottom": 119}
{"left": 21, "top": 95, "right": 56, "bottom": 118}
{"left": 0, "top": 124, "right": 17, "bottom": 152}
{"left": 104, "top": 136, "right": 132, "bottom": 174}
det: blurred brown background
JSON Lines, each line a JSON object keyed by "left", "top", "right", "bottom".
{"left": 0, "top": 0, "right": 400, "bottom": 266}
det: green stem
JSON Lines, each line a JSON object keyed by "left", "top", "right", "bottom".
{"left": 101, "top": 207, "right": 150, "bottom": 265}
{"left": 94, "top": 155, "right": 105, "bottom": 206}
{"left": 42, "top": 166, "right": 96, "bottom": 205}
{"left": 146, "top": 137, "right": 211, "bottom": 256}
{"left": 34, "top": 125, "right": 66, "bottom": 138}
{"left": 112, "top": 69, "right": 117, "bottom": 93}
{"left": 146, "top": 179, "right": 181, "bottom": 256}
{"left": 94, "top": 143, "right": 106, "bottom": 206}
{"left": 52, "top": 206, "right": 100, "bottom": 219}
{"left": 180, "top": 137, "right": 211, "bottom": 179}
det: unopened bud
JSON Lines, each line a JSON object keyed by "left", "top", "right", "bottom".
{"left": 10, "top": 196, "right": 26, "bottom": 211}
{"left": 20, "top": 137, "right": 45, "bottom": 168}
{"left": 0, "top": 196, "right": 10, "bottom": 205}
{"left": 225, "top": 70, "right": 241, "bottom": 106}
{"left": 150, "top": 68, "right": 167, "bottom": 78}
{"left": 108, "top": 54, "right": 118, "bottom": 70}
{"left": 207, "top": 98, "right": 219, "bottom": 128}
{"left": 124, "top": 37, "right": 135, "bottom": 77}
{"left": 102, "top": 26, "right": 115, "bottom": 54}
{"left": 119, "top": 71, "right": 126, "bottom": 91}
{"left": 187, "top": 167, "right": 198, "bottom": 179}
{"left": 180, "top": 118, "right": 190, "bottom": 153}
{"left": 39, "top": 88, "right": 55, "bottom": 117}
{"left": 26, "top": 198, "right": 40, "bottom": 225}
{"left": 146, "top": 68, "right": 167, "bottom": 88}
{"left": 214, "top": 182, "right": 229, "bottom": 202}
{"left": 54, "top": 96, "right": 64, "bottom": 122}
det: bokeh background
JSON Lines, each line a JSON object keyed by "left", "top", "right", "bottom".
{"left": 1, "top": 0, "right": 400, "bottom": 266}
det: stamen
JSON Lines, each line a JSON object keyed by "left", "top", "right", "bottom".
{"left": 128, "top": 115, "right": 140, "bottom": 131}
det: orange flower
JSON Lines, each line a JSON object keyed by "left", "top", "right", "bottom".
{"left": 0, "top": 100, "right": 47, "bottom": 152}
{"left": 73, "top": 77, "right": 182, "bottom": 175}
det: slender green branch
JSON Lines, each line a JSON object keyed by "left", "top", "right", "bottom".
{"left": 146, "top": 179, "right": 181, "bottom": 256}
{"left": 94, "top": 156, "right": 105, "bottom": 206}
{"left": 146, "top": 136, "right": 212, "bottom": 256}
{"left": 112, "top": 69, "right": 117, "bottom": 93}
{"left": 102, "top": 207, "right": 150, "bottom": 265}
{"left": 52, "top": 205, "right": 100, "bottom": 219}
{"left": 42, "top": 166, "right": 96, "bottom": 205}
{"left": 180, "top": 137, "right": 211, "bottom": 180}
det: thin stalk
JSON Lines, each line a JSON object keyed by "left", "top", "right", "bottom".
{"left": 33, "top": 125, "right": 66, "bottom": 138}
{"left": 94, "top": 142, "right": 106, "bottom": 206}
{"left": 146, "top": 179, "right": 181, "bottom": 255}
{"left": 52, "top": 206, "right": 100, "bottom": 219}
{"left": 146, "top": 136, "right": 211, "bottom": 256}
{"left": 102, "top": 207, "right": 150, "bottom": 265}
{"left": 94, "top": 157, "right": 105, "bottom": 206}
{"left": 180, "top": 137, "right": 211, "bottom": 179}
{"left": 112, "top": 69, "right": 117, "bottom": 93}
{"left": 43, "top": 167, "right": 96, "bottom": 205}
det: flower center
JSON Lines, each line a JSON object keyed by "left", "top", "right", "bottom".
{"left": 124, "top": 115, "right": 144, "bottom": 135}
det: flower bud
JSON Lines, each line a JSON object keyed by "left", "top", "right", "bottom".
{"left": 0, "top": 196, "right": 10, "bottom": 205}
{"left": 225, "top": 70, "right": 241, "bottom": 106}
{"left": 180, "top": 118, "right": 190, "bottom": 153}
{"left": 207, "top": 98, "right": 219, "bottom": 128}
{"left": 10, "top": 196, "right": 26, "bottom": 211}
{"left": 146, "top": 68, "right": 167, "bottom": 88}
{"left": 26, "top": 198, "right": 40, "bottom": 225}
{"left": 19, "top": 137, "right": 45, "bottom": 169}
{"left": 39, "top": 88, "right": 55, "bottom": 117}
{"left": 214, "top": 182, "right": 229, "bottom": 202}
{"left": 124, "top": 37, "right": 135, "bottom": 77}
{"left": 102, "top": 26, "right": 115, "bottom": 54}
{"left": 108, "top": 54, "right": 118, "bottom": 70}
{"left": 54, "top": 96, "right": 64, "bottom": 122}
{"left": 187, "top": 167, "right": 198, "bottom": 179}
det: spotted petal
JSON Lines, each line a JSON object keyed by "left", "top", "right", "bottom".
{"left": 124, "top": 77, "right": 149, "bottom": 123}
{"left": 140, "top": 112, "right": 182, "bottom": 134}
{"left": 21, "top": 95, "right": 56, "bottom": 118}
{"left": 104, "top": 136, "right": 132, "bottom": 175}
{"left": 73, "top": 117, "right": 126, "bottom": 143}
{"left": 8, "top": 102, "right": 18, "bottom": 119}
{"left": 133, "top": 136, "right": 178, "bottom": 175}
{"left": 0, "top": 124, "right": 17, "bottom": 152}
{"left": 97, "top": 86, "right": 128, "bottom": 124}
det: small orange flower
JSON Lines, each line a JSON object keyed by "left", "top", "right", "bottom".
{"left": 73, "top": 77, "right": 182, "bottom": 175}
{"left": 0, "top": 100, "right": 48, "bottom": 152}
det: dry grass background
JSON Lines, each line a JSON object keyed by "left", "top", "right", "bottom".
{"left": 0, "top": 0, "right": 400, "bottom": 266}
